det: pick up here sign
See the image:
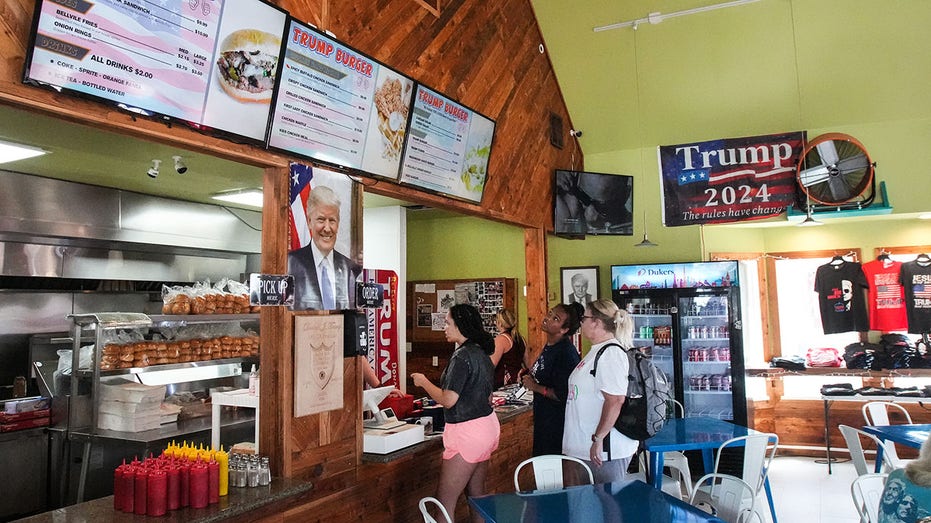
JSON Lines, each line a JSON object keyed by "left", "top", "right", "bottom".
{"left": 658, "top": 131, "right": 805, "bottom": 227}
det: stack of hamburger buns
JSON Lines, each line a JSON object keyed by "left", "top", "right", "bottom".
{"left": 99, "top": 332, "right": 260, "bottom": 371}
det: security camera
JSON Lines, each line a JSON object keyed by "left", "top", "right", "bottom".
{"left": 172, "top": 155, "right": 187, "bottom": 174}
{"left": 570, "top": 129, "right": 583, "bottom": 138}
{"left": 146, "top": 159, "right": 161, "bottom": 179}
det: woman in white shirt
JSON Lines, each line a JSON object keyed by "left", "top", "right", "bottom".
{"left": 563, "top": 298, "right": 638, "bottom": 483}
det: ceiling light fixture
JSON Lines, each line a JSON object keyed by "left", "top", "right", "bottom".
{"left": 635, "top": 210, "right": 658, "bottom": 247}
{"left": 211, "top": 188, "right": 264, "bottom": 208}
{"left": 146, "top": 159, "right": 161, "bottom": 179}
{"left": 0, "top": 140, "right": 47, "bottom": 164}
{"left": 593, "top": 0, "right": 762, "bottom": 32}
{"left": 172, "top": 155, "right": 187, "bottom": 174}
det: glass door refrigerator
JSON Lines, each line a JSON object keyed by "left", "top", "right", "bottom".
{"left": 610, "top": 261, "right": 747, "bottom": 426}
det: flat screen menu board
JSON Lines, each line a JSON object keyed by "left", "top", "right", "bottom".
{"left": 267, "top": 21, "right": 415, "bottom": 180}
{"left": 398, "top": 85, "right": 495, "bottom": 204}
{"left": 23, "top": 0, "right": 287, "bottom": 143}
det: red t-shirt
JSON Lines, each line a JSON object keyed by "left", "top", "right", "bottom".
{"left": 861, "top": 259, "right": 907, "bottom": 331}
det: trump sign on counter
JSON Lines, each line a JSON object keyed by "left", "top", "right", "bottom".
{"left": 658, "top": 131, "right": 805, "bottom": 227}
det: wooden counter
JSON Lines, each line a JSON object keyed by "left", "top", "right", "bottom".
{"left": 261, "top": 404, "right": 533, "bottom": 523}
{"left": 13, "top": 478, "right": 314, "bottom": 523}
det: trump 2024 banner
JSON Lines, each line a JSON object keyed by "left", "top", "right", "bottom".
{"left": 658, "top": 131, "right": 805, "bottom": 227}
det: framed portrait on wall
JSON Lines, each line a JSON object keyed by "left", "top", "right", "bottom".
{"left": 561, "top": 266, "right": 599, "bottom": 306}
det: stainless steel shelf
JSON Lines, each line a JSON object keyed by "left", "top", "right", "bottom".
{"left": 72, "top": 410, "right": 255, "bottom": 443}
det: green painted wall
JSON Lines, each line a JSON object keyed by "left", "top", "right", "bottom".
{"left": 407, "top": 214, "right": 528, "bottom": 333}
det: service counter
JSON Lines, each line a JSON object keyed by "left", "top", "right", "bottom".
{"left": 17, "top": 404, "right": 532, "bottom": 523}
{"left": 13, "top": 478, "right": 314, "bottom": 523}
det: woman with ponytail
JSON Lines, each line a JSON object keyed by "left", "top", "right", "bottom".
{"left": 562, "top": 298, "right": 637, "bottom": 484}
{"left": 491, "top": 308, "right": 526, "bottom": 388}
{"left": 411, "top": 304, "right": 499, "bottom": 522}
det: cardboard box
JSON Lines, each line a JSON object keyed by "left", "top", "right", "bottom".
{"left": 0, "top": 408, "right": 50, "bottom": 424}
{"left": 0, "top": 415, "right": 50, "bottom": 432}
{"left": 2, "top": 396, "right": 50, "bottom": 414}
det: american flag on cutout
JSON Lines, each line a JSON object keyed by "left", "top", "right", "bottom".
{"left": 288, "top": 163, "right": 313, "bottom": 252}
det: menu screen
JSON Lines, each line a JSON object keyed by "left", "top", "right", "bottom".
{"left": 399, "top": 85, "right": 495, "bottom": 204}
{"left": 267, "top": 21, "right": 414, "bottom": 179}
{"left": 23, "top": 0, "right": 287, "bottom": 143}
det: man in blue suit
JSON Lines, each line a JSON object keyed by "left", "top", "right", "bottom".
{"left": 288, "top": 185, "right": 360, "bottom": 310}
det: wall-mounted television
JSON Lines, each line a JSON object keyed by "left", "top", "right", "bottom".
{"left": 398, "top": 84, "right": 495, "bottom": 204}
{"left": 554, "top": 170, "right": 634, "bottom": 237}
{"left": 266, "top": 20, "right": 415, "bottom": 180}
{"left": 22, "top": 0, "right": 288, "bottom": 145}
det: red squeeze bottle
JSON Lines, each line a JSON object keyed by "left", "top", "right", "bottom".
{"left": 133, "top": 467, "right": 148, "bottom": 515}
{"left": 189, "top": 460, "right": 209, "bottom": 509}
{"left": 113, "top": 462, "right": 126, "bottom": 511}
{"left": 208, "top": 459, "right": 220, "bottom": 504}
{"left": 167, "top": 464, "right": 181, "bottom": 510}
{"left": 147, "top": 467, "right": 168, "bottom": 516}
{"left": 180, "top": 461, "right": 191, "bottom": 507}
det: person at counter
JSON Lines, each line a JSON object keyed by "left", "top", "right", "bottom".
{"left": 361, "top": 356, "right": 403, "bottom": 398}
{"left": 288, "top": 185, "right": 360, "bottom": 310}
{"left": 563, "top": 299, "right": 637, "bottom": 484}
{"left": 520, "top": 303, "right": 582, "bottom": 456}
{"left": 411, "top": 304, "right": 499, "bottom": 523}
{"left": 491, "top": 308, "right": 526, "bottom": 388}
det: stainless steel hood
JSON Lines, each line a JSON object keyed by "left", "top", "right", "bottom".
{"left": 0, "top": 170, "right": 260, "bottom": 283}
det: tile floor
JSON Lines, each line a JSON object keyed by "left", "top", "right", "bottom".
{"left": 765, "top": 454, "right": 861, "bottom": 522}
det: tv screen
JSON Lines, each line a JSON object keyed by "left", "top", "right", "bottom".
{"left": 398, "top": 84, "right": 495, "bottom": 204}
{"left": 267, "top": 20, "right": 415, "bottom": 180}
{"left": 22, "top": 0, "right": 288, "bottom": 144}
{"left": 554, "top": 170, "right": 634, "bottom": 237}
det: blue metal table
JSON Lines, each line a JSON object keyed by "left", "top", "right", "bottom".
{"left": 643, "top": 416, "right": 777, "bottom": 523}
{"left": 862, "top": 423, "right": 930, "bottom": 472}
{"left": 468, "top": 479, "right": 725, "bottom": 523}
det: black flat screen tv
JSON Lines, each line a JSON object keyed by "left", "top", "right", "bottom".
{"left": 398, "top": 84, "right": 495, "bottom": 204}
{"left": 554, "top": 170, "right": 634, "bottom": 237}
{"left": 22, "top": 0, "right": 288, "bottom": 145}
{"left": 266, "top": 20, "right": 415, "bottom": 180}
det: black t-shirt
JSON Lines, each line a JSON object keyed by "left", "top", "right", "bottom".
{"left": 528, "top": 337, "right": 580, "bottom": 456}
{"left": 814, "top": 261, "right": 869, "bottom": 334}
{"left": 441, "top": 341, "right": 494, "bottom": 424}
{"left": 899, "top": 259, "right": 931, "bottom": 334}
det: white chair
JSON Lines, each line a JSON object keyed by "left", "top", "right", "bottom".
{"left": 862, "top": 402, "right": 913, "bottom": 465}
{"left": 660, "top": 399, "right": 694, "bottom": 499}
{"left": 418, "top": 496, "right": 451, "bottom": 523}
{"left": 690, "top": 473, "right": 760, "bottom": 523}
{"left": 635, "top": 451, "right": 691, "bottom": 499}
{"left": 850, "top": 472, "right": 888, "bottom": 523}
{"left": 838, "top": 424, "right": 898, "bottom": 475}
{"left": 691, "top": 433, "right": 778, "bottom": 523}
{"left": 513, "top": 454, "right": 593, "bottom": 492}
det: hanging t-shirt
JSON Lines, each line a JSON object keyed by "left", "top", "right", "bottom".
{"left": 861, "top": 258, "right": 908, "bottom": 332}
{"left": 813, "top": 260, "right": 869, "bottom": 334}
{"left": 899, "top": 258, "right": 931, "bottom": 334}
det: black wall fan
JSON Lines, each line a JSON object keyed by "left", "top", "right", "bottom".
{"left": 796, "top": 133, "right": 876, "bottom": 209}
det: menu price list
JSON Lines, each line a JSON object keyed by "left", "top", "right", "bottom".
{"left": 27, "top": 0, "right": 222, "bottom": 122}
{"left": 267, "top": 21, "right": 414, "bottom": 180}
{"left": 399, "top": 85, "right": 494, "bottom": 203}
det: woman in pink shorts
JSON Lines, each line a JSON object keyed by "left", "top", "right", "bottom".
{"left": 412, "top": 304, "right": 500, "bottom": 523}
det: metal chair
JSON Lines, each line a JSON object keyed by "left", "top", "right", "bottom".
{"left": 690, "top": 473, "right": 760, "bottom": 523}
{"left": 838, "top": 424, "right": 898, "bottom": 475}
{"left": 691, "top": 433, "right": 778, "bottom": 523}
{"left": 862, "top": 402, "right": 912, "bottom": 466}
{"left": 661, "top": 399, "right": 694, "bottom": 499}
{"left": 850, "top": 473, "right": 888, "bottom": 523}
{"left": 418, "top": 496, "right": 451, "bottom": 523}
{"left": 513, "top": 454, "right": 593, "bottom": 492}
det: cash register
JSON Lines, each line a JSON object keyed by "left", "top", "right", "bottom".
{"left": 362, "top": 386, "right": 424, "bottom": 454}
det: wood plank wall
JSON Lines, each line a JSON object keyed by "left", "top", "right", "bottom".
{"left": 0, "top": 0, "right": 572, "bottom": 509}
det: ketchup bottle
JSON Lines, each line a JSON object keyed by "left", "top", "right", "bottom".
{"left": 190, "top": 460, "right": 209, "bottom": 509}
{"left": 113, "top": 461, "right": 128, "bottom": 512}
{"left": 208, "top": 458, "right": 220, "bottom": 504}
{"left": 180, "top": 460, "right": 191, "bottom": 507}
{"left": 167, "top": 463, "right": 181, "bottom": 510}
{"left": 146, "top": 467, "right": 168, "bottom": 516}
{"left": 133, "top": 466, "right": 148, "bottom": 515}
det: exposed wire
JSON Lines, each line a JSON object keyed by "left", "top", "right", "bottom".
{"left": 221, "top": 206, "right": 262, "bottom": 232}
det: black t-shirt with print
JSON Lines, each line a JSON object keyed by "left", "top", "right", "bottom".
{"left": 814, "top": 261, "right": 869, "bottom": 334}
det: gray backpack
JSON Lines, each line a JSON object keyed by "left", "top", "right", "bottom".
{"left": 590, "top": 343, "right": 671, "bottom": 440}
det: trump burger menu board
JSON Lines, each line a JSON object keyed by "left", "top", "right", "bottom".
{"left": 399, "top": 84, "right": 495, "bottom": 204}
{"left": 267, "top": 20, "right": 415, "bottom": 180}
{"left": 23, "top": 0, "right": 287, "bottom": 143}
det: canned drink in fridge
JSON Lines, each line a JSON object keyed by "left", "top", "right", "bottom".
{"left": 721, "top": 374, "right": 732, "bottom": 391}
{"left": 720, "top": 348, "right": 730, "bottom": 361}
{"left": 689, "top": 375, "right": 701, "bottom": 390}
{"left": 701, "top": 375, "right": 711, "bottom": 391}
{"left": 710, "top": 374, "right": 722, "bottom": 391}
{"left": 708, "top": 347, "right": 719, "bottom": 362}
